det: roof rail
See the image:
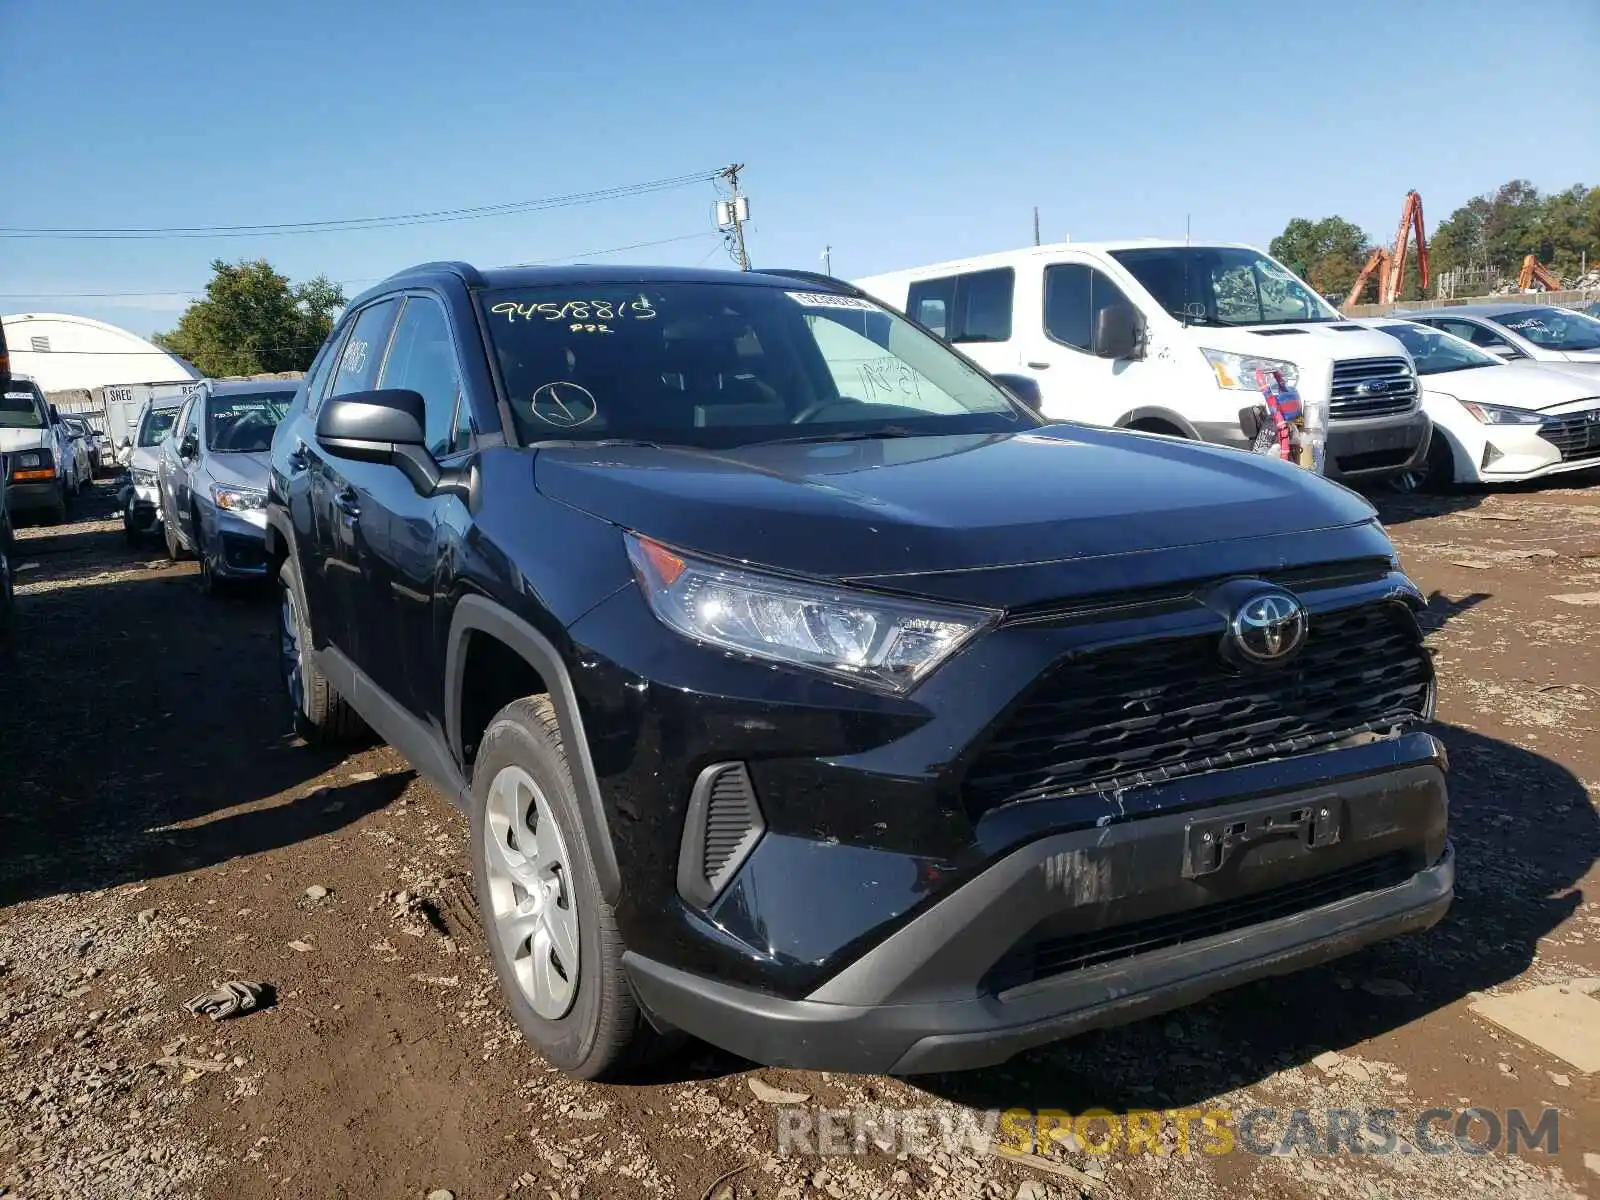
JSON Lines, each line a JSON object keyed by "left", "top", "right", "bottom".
{"left": 752, "top": 268, "right": 870, "bottom": 298}
{"left": 390, "top": 261, "right": 487, "bottom": 288}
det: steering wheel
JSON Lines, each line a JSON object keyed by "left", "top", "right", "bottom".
{"left": 792, "top": 397, "right": 870, "bottom": 424}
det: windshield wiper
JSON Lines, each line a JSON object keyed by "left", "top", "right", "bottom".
{"left": 746, "top": 426, "right": 922, "bottom": 447}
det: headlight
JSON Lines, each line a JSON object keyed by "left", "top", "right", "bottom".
{"left": 1458, "top": 401, "right": 1544, "bottom": 426}
{"left": 16, "top": 452, "right": 44, "bottom": 469}
{"left": 133, "top": 467, "right": 158, "bottom": 487}
{"left": 625, "top": 533, "right": 995, "bottom": 694}
{"left": 213, "top": 485, "right": 266, "bottom": 511}
{"left": 1202, "top": 348, "right": 1300, "bottom": 391}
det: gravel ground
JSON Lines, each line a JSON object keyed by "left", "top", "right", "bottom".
{"left": 2, "top": 473, "right": 1598, "bottom": 1200}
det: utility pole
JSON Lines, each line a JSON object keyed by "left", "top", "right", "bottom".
{"left": 1033, "top": 207, "right": 1041, "bottom": 247}
{"left": 717, "top": 164, "right": 751, "bottom": 270}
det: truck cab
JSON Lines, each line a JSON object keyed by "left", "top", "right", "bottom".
{"left": 855, "top": 241, "right": 1434, "bottom": 485}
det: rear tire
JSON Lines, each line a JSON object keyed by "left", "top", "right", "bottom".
{"left": 277, "top": 557, "right": 365, "bottom": 742}
{"left": 470, "top": 695, "right": 662, "bottom": 1080}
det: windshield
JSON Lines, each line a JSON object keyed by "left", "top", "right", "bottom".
{"left": 1495, "top": 308, "right": 1600, "bottom": 352}
{"left": 1, "top": 384, "right": 46, "bottom": 430}
{"left": 138, "top": 408, "right": 180, "bottom": 447}
{"left": 206, "top": 391, "right": 293, "bottom": 452}
{"left": 1380, "top": 323, "right": 1501, "bottom": 374}
{"left": 1109, "top": 246, "right": 1340, "bottom": 326}
{"left": 480, "top": 282, "right": 1033, "bottom": 449}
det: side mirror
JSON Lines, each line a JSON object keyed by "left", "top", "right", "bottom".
{"left": 317, "top": 388, "right": 467, "bottom": 499}
{"left": 49, "top": 403, "right": 61, "bottom": 423}
{"left": 1092, "top": 305, "right": 1143, "bottom": 361}
{"left": 180, "top": 434, "right": 198, "bottom": 459}
{"left": 991, "top": 373, "right": 1043, "bottom": 412}
{"left": 120, "top": 438, "right": 132, "bottom": 449}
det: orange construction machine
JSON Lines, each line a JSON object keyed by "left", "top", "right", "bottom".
{"left": 1518, "top": 255, "right": 1563, "bottom": 292}
{"left": 1345, "top": 190, "right": 1430, "bottom": 307}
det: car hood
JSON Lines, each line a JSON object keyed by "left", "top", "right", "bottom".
{"left": 1188, "top": 322, "right": 1407, "bottom": 363}
{"left": 534, "top": 427, "right": 1385, "bottom": 607}
{"left": 207, "top": 450, "right": 271, "bottom": 490}
{"left": 0, "top": 428, "right": 51, "bottom": 455}
{"left": 1422, "top": 362, "right": 1600, "bottom": 411}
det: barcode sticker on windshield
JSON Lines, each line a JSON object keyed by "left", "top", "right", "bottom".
{"left": 786, "top": 291, "right": 879, "bottom": 311}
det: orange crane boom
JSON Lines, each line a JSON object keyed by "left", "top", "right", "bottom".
{"left": 1345, "top": 190, "right": 1429, "bottom": 308}
{"left": 1518, "top": 254, "right": 1563, "bottom": 292}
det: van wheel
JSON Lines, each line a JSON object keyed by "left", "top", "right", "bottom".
{"left": 277, "top": 558, "right": 365, "bottom": 742}
{"left": 1127, "top": 418, "right": 1189, "bottom": 438}
{"left": 1389, "top": 435, "right": 1455, "bottom": 494}
{"left": 470, "top": 696, "right": 664, "bottom": 1080}
{"left": 45, "top": 485, "right": 67, "bottom": 526}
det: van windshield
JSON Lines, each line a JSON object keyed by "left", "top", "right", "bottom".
{"left": 1, "top": 384, "right": 46, "bottom": 429}
{"left": 1110, "top": 246, "right": 1341, "bottom": 327}
{"left": 480, "top": 281, "right": 1033, "bottom": 449}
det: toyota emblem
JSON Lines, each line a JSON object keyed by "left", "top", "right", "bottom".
{"left": 1229, "top": 591, "right": 1308, "bottom": 664}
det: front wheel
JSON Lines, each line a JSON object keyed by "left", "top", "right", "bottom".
{"left": 470, "top": 695, "right": 660, "bottom": 1080}
{"left": 1388, "top": 434, "right": 1456, "bottom": 494}
{"left": 277, "top": 558, "right": 364, "bottom": 742}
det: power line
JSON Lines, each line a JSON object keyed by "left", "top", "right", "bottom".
{"left": 0, "top": 169, "right": 722, "bottom": 240}
{"left": 1, "top": 231, "right": 723, "bottom": 302}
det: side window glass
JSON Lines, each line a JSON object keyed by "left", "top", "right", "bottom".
{"left": 302, "top": 331, "right": 343, "bottom": 414}
{"left": 952, "top": 268, "right": 1014, "bottom": 343}
{"left": 1043, "top": 264, "right": 1092, "bottom": 349}
{"left": 906, "top": 276, "right": 956, "bottom": 338}
{"left": 378, "top": 296, "right": 464, "bottom": 459}
{"left": 330, "top": 299, "right": 401, "bottom": 399}
{"left": 1087, "top": 268, "right": 1134, "bottom": 337}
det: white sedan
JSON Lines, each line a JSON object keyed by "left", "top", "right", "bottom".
{"left": 1368, "top": 318, "right": 1600, "bottom": 490}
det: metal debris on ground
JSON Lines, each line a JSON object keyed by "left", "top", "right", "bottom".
{"left": 183, "top": 980, "right": 268, "bottom": 1021}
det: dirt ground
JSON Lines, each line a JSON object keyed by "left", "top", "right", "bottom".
{"left": 2, "top": 470, "right": 1599, "bottom": 1200}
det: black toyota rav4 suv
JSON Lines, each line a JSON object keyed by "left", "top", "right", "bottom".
{"left": 266, "top": 261, "right": 1452, "bottom": 1079}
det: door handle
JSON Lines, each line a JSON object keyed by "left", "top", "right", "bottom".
{"left": 1026, "top": 361, "right": 1052, "bottom": 369}
{"left": 334, "top": 487, "right": 360, "bottom": 517}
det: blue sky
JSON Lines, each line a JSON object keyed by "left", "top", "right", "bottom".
{"left": 4, "top": 0, "right": 1597, "bottom": 337}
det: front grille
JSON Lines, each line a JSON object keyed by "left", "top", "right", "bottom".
{"left": 1540, "top": 409, "right": 1600, "bottom": 462}
{"left": 963, "top": 603, "right": 1431, "bottom": 812}
{"left": 1329, "top": 357, "right": 1418, "bottom": 420}
{"left": 986, "top": 851, "right": 1417, "bottom": 992}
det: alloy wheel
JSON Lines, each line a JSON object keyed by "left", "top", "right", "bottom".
{"left": 483, "top": 764, "right": 580, "bottom": 1020}
{"left": 279, "top": 582, "right": 306, "bottom": 715}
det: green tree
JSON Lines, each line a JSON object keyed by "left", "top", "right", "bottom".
{"left": 1269, "top": 216, "right": 1371, "bottom": 297}
{"left": 1430, "top": 181, "right": 1597, "bottom": 286}
{"left": 155, "top": 260, "right": 346, "bottom": 377}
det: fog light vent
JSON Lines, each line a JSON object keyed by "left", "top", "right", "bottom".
{"left": 677, "top": 762, "right": 765, "bottom": 909}
{"left": 1481, "top": 442, "right": 1504, "bottom": 469}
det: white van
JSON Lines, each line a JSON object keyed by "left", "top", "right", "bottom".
{"left": 855, "top": 241, "right": 1433, "bottom": 483}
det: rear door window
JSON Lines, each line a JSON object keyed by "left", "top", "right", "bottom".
{"left": 329, "top": 299, "right": 401, "bottom": 398}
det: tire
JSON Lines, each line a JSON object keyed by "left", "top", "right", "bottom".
{"left": 1388, "top": 434, "right": 1456, "bottom": 494}
{"left": 44, "top": 484, "right": 67, "bottom": 526}
{"left": 163, "top": 509, "right": 192, "bottom": 561}
{"left": 470, "top": 695, "right": 659, "bottom": 1080}
{"left": 277, "top": 557, "right": 365, "bottom": 742}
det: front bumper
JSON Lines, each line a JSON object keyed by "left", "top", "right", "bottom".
{"left": 122, "top": 483, "right": 162, "bottom": 532}
{"left": 626, "top": 735, "right": 1451, "bottom": 1074}
{"left": 1325, "top": 408, "right": 1431, "bottom": 480}
{"left": 5, "top": 477, "right": 63, "bottom": 513}
{"left": 204, "top": 507, "right": 270, "bottom": 579}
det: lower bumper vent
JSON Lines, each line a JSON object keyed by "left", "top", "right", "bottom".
{"left": 677, "top": 762, "right": 765, "bottom": 909}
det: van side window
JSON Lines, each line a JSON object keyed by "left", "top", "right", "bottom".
{"left": 906, "top": 277, "right": 955, "bottom": 338}
{"left": 954, "top": 269, "right": 1013, "bottom": 343}
{"left": 1044, "top": 265, "right": 1134, "bottom": 353}
{"left": 907, "top": 271, "right": 1013, "bottom": 343}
